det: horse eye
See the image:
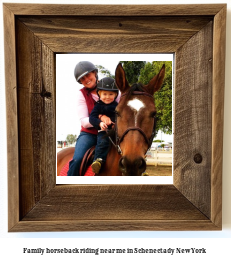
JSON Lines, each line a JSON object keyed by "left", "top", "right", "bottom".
{"left": 115, "top": 110, "right": 121, "bottom": 117}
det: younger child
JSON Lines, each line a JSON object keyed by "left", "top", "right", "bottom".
{"left": 89, "top": 77, "right": 119, "bottom": 174}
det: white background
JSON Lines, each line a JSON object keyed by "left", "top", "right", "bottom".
{"left": 0, "top": 0, "right": 231, "bottom": 260}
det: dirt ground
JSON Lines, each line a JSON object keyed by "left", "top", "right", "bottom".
{"left": 146, "top": 165, "right": 172, "bottom": 176}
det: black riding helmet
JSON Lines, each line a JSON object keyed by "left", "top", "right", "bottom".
{"left": 74, "top": 61, "right": 98, "bottom": 83}
{"left": 97, "top": 77, "right": 119, "bottom": 98}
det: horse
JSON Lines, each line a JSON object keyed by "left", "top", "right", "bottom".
{"left": 57, "top": 63, "right": 165, "bottom": 176}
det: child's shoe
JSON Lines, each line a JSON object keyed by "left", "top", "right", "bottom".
{"left": 91, "top": 158, "right": 103, "bottom": 174}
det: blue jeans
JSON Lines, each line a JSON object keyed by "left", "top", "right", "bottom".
{"left": 67, "top": 131, "right": 97, "bottom": 176}
{"left": 94, "top": 131, "right": 110, "bottom": 162}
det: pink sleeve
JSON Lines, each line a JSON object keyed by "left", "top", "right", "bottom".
{"left": 76, "top": 91, "right": 92, "bottom": 128}
{"left": 76, "top": 91, "right": 99, "bottom": 128}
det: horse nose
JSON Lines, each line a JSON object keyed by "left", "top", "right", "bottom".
{"left": 119, "top": 156, "right": 146, "bottom": 176}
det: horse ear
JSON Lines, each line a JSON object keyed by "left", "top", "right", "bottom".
{"left": 144, "top": 64, "right": 165, "bottom": 95}
{"left": 115, "top": 63, "right": 130, "bottom": 93}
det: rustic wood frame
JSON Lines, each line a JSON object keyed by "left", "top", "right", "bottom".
{"left": 4, "top": 3, "right": 226, "bottom": 232}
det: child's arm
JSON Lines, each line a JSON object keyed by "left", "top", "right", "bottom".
{"left": 89, "top": 104, "right": 101, "bottom": 130}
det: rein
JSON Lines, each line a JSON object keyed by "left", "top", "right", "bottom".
{"left": 109, "top": 90, "right": 156, "bottom": 155}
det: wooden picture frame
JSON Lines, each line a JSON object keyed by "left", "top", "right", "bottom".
{"left": 4, "top": 3, "right": 226, "bottom": 231}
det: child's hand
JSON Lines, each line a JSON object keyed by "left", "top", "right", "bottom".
{"left": 99, "top": 122, "right": 108, "bottom": 131}
{"left": 100, "top": 115, "right": 112, "bottom": 125}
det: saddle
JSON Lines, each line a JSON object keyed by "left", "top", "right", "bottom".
{"left": 79, "top": 146, "right": 95, "bottom": 176}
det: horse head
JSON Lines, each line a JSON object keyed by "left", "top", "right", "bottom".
{"left": 115, "top": 63, "right": 165, "bottom": 176}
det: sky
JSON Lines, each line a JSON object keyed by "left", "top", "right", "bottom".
{"left": 56, "top": 53, "right": 174, "bottom": 142}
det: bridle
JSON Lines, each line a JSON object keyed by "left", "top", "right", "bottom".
{"left": 108, "top": 90, "right": 157, "bottom": 155}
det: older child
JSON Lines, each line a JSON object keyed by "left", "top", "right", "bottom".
{"left": 89, "top": 77, "right": 119, "bottom": 174}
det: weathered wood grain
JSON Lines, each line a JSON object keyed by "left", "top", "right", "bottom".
{"left": 15, "top": 185, "right": 214, "bottom": 232}
{"left": 22, "top": 185, "right": 207, "bottom": 221}
{"left": 3, "top": 3, "right": 226, "bottom": 16}
{"left": 3, "top": 4, "right": 19, "bottom": 232}
{"left": 174, "top": 22, "right": 213, "bottom": 218}
{"left": 211, "top": 5, "right": 226, "bottom": 228}
{"left": 18, "top": 16, "right": 213, "bottom": 53}
{"left": 16, "top": 19, "right": 56, "bottom": 218}
{"left": 11, "top": 220, "right": 219, "bottom": 232}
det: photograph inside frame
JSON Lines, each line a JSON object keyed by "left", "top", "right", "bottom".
{"left": 56, "top": 54, "right": 173, "bottom": 185}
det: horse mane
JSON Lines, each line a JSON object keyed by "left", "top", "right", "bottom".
{"left": 130, "top": 83, "right": 145, "bottom": 92}
{"left": 126, "top": 83, "right": 145, "bottom": 100}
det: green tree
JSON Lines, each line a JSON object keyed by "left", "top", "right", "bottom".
{"left": 96, "top": 61, "right": 147, "bottom": 82}
{"left": 153, "top": 140, "right": 164, "bottom": 143}
{"left": 139, "top": 61, "right": 172, "bottom": 135}
{"left": 119, "top": 61, "right": 146, "bottom": 84}
{"left": 95, "top": 65, "right": 114, "bottom": 78}
{"left": 66, "top": 134, "right": 77, "bottom": 145}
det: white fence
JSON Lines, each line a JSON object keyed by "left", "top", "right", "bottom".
{"left": 146, "top": 150, "right": 172, "bottom": 166}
